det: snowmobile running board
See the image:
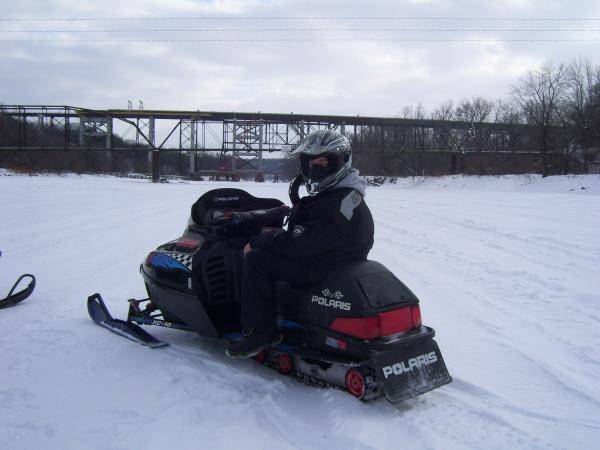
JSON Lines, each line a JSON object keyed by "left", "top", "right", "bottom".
{"left": 0, "top": 274, "right": 36, "bottom": 310}
{"left": 87, "top": 293, "right": 168, "bottom": 349}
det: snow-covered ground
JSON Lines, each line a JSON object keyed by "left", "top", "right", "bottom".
{"left": 1, "top": 172, "right": 599, "bottom": 450}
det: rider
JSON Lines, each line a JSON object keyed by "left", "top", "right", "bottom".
{"left": 226, "top": 129, "right": 374, "bottom": 358}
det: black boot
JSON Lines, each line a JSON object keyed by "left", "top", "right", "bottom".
{"left": 226, "top": 328, "right": 283, "bottom": 359}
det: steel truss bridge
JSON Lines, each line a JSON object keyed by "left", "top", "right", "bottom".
{"left": 0, "top": 105, "right": 528, "bottom": 180}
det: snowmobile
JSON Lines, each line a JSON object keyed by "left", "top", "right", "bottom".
{"left": 0, "top": 274, "right": 36, "bottom": 309}
{"left": 88, "top": 178, "right": 452, "bottom": 403}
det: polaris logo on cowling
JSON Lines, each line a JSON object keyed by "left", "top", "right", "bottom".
{"left": 311, "top": 295, "right": 351, "bottom": 311}
{"left": 214, "top": 196, "right": 240, "bottom": 202}
{"left": 311, "top": 288, "right": 350, "bottom": 310}
{"left": 382, "top": 352, "right": 438, "bottom": 378}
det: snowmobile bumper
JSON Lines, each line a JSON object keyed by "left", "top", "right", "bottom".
{"left": 0, "top": 274, "right": 36, "bottom": 309}
{"left": 369, "top": 328, "right": 451, "bottom": 402}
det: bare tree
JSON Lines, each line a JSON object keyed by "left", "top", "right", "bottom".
{"left": 564, "top": 59, "right": 600, "bottom": 151}
{"left": 454, "top": 97, "right": 495, "bottom": 174}
{"left": 431, "top": 100, "right": 454, "bottom": 121}
{"left": 512, "top": 61, "right": 569, "bottom": 176}
{"left": 493, "top": 99, "right": 521, "bottom": 124}
{"left": 456, "top": 97, "right": 494, "bottom": 124}
{"left": 398, "top": 102, "right": 426, "bottom": 120}
{"left": 428, "top": 100, "right": 455, "bottom": 152}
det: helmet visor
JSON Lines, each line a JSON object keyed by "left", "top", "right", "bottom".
{"left": 299, "top": 152, "right": 340, "bottom": 179}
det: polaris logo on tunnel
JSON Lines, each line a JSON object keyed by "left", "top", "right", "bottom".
{"left": 311, "top": 295, "right": 351, "bottom": 311}
{"left": 382, "top": 352, "right": 438, "bottom": 378}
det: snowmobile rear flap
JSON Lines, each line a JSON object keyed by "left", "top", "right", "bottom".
{"left": 370, "top": 337, "right": 452, "bottom": 402}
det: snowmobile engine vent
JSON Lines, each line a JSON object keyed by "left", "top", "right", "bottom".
{"left": 204, "top": 254, "right": 229, "bottom": 305}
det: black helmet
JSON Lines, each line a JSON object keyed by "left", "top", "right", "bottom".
{"left": 290, "top": 129, "right": 352, "bottom": 193}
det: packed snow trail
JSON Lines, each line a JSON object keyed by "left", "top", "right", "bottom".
{"left": 1, "top": 172, "right": 599, "bottom": 450}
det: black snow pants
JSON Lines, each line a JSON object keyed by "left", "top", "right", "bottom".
{"left": 241, "top": 248, "right": 326, "bottom": 332}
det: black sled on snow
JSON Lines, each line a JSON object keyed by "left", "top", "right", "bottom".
{"left": 0, "top": 275, "right": 36, "bottom": 309}
{"left": 88, "top": 181, "right": 451, "bottom": 403}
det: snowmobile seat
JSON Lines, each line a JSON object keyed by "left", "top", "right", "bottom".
{"left": 191, "top": 188, "right": 285, "bottom": 228}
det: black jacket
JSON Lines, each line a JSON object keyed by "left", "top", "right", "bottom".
{"left": 250, "top": 187, "right": 374, "bottom": 268}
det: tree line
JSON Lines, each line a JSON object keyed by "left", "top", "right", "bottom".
{"left": 350, "top": 59, "right": 600, "bottom": 177}
{"left": 2, "top": 59, "right": 599, "bottom": 177}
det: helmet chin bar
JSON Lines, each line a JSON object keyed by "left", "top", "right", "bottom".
{"left": 288, "top": 164, "right": 350, "bottom": 206}
{"left": 288, "top": 174, "right": 304, "bottom": 205}
{"left": 287, "top": 172, "right": 324, "bottom": 205}
{"left": 311, "top": 165, "right": 350, "bottom": 193}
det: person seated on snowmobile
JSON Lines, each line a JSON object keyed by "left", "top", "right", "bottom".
{"left": 226, "top": 129, "right": 374, "bottom": 358}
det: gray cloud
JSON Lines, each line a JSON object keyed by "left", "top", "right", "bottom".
{"left": 1, "top": 0, "right": 599, "bottom": 116}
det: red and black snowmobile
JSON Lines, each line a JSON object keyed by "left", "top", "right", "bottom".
{"left": 88, "top": 180, "right": 451, "bottom": 403}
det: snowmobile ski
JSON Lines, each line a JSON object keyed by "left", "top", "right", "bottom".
{"left": 0, "top": 274, "right": 36, "bottom": 310}
{"left": 87, "top": 293, "right": 168, "bottom": 348}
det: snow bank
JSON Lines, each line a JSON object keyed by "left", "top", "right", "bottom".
{"left": 377, "top": 174, "right": 600, "bottom": 193}
{"left": 1, "top": 173, "right": 599, "bottom": 450}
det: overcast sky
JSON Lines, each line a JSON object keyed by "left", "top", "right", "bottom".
{"left": 1, "top": 0, "right": 599, "bottom": 117}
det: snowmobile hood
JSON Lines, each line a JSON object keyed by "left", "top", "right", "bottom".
{"left": 330, "top": 168, "right": 368, "bottom": 197}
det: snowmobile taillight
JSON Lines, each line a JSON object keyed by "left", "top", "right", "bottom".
{"left": 330, "top": 305, "right": 422, "bottom": 340}
{"left": 411, "top": 305, "right": 422, "bottom": 328}
{"left": 378, "top": 305, "right": 422, "bottom": 336}
{"left": 329, "top": 316, "right": 380, "bottom": 340}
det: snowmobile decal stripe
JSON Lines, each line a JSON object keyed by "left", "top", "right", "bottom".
{"left": 281, "top": 320, "right": 304, "bottom": 330}
{"left": 166, "top": 253, "right": 194, "bottom": 270}
{"left": 150, "top": 253, "right": 192, "bottom": 272}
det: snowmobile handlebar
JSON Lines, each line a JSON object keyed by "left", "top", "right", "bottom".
{"left": 211, "top": 205, "right": 291, "bottom": 227}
